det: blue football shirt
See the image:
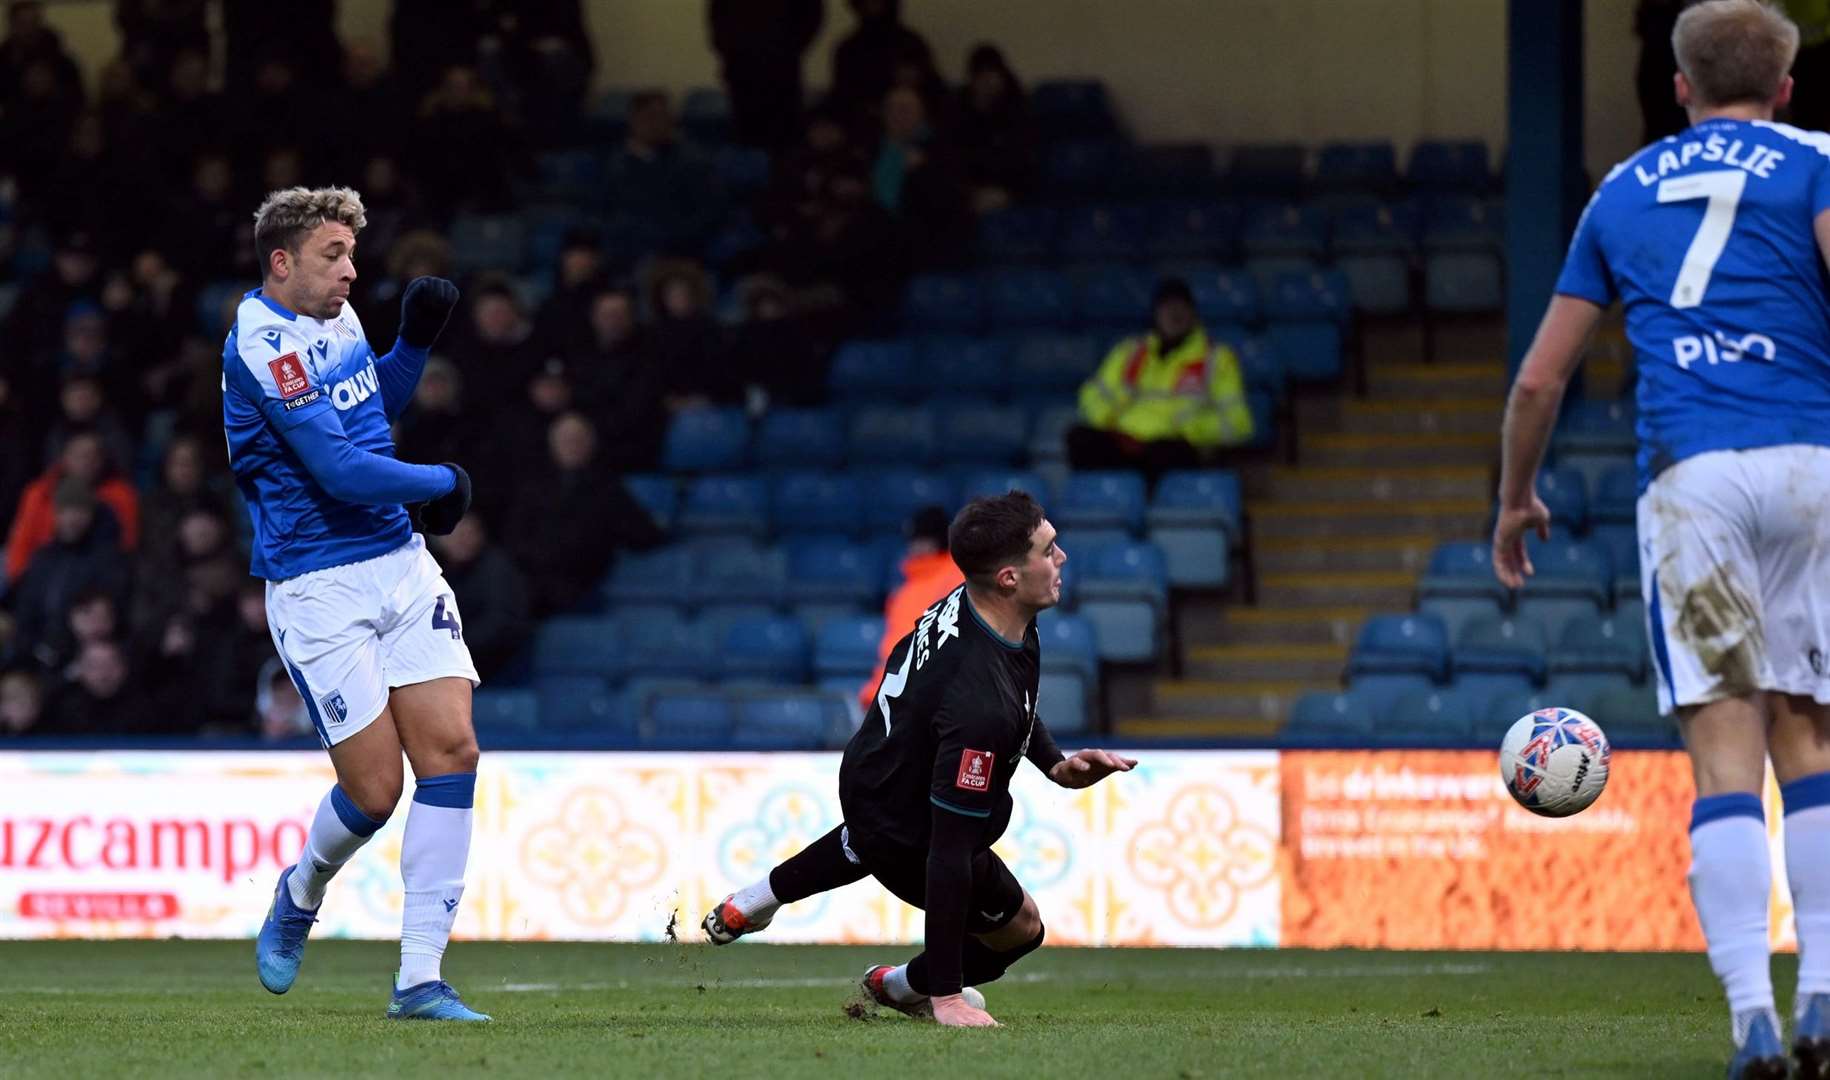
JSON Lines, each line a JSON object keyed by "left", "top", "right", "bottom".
{"left": 1556, "top": 118, "right": 1830, "bottom": 487}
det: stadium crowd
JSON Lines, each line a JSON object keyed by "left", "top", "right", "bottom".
{"left": 0, "top": 0, "right": 1046, "bottom": 740}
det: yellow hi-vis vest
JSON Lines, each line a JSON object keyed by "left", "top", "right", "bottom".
{"left": 1077, "top": 328, "right": 1254, "bottom": 448}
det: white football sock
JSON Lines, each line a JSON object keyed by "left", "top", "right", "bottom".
{"left": 883, "top": 963, "right": 923, "bottom": 1004}
{"left": 1784, "top": 774, "right": 1830, "bottom": 1011}
{"left": 732, "top": 877, "right": 779, "bottom": 920}
{"left": 289, "top": 786, "right": 386, "bottom": 911}
{"left": 398, "top": 773, "right": 474, "bottom": 991}
{"left": 1688, "top": 794, "right": 1774, "bottom": 1041}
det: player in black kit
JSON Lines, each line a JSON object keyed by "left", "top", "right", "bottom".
{"left": 702, "top": 491, "right": 1137, "bottom": 1027}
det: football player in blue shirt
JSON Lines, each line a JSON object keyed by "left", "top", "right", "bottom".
{"left": 1495, "top": 3, "right": 1830, "bottom": 1075}
{"left": 232, "top": 187, "right": 488, "bottom": 1021}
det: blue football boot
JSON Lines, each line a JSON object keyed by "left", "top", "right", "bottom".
{"left": 255, "top": 865, "right": 318, "bottom": 994}
{"left": 1795, "top": 994, "right": 1830, "bottom": 1079}
{"left": 386, "top": 976, "right": 492, "bottom": 1022}
{"left": 1727, "top": 1010, "right": 1787, "bottom": 1080}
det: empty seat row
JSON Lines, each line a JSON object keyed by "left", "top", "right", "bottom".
{"left": 1036, "top": 139, "right": 1494, "bottom": 201}
{"left": 1287, "top": 676, "right": 1669, "bottom": 750}
{"left": 474, "top": 684, "right": 851, "bottom": 750}
{"left": 1347, "top": 610, "right": 1650, "bottom": 688}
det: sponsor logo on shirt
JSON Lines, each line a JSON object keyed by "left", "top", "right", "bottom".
{"left": 269, "top": 353, "right": 311, "bottom": 398}
{"left": 956, "top": 748, "right": 993, "bottom": 792}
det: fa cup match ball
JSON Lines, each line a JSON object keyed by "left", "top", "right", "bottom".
{"left": 1498, "top": 707, "right": 1611, "bottom": 817}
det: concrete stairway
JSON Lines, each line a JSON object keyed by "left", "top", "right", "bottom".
{"left": 1113, "top": 324, "right": 1506, "bottom": 741}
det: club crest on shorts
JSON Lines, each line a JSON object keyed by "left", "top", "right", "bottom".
{"left": 320, "top": 691, "right": 349, "bottom": 727}
{"left": 956, "top": 748, "right": 993, "bottom": 791}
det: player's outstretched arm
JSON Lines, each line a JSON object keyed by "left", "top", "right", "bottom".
{"left": 1493, "top": 294, "right": 1602, "bottom": 589}
{"left": 375, "top": 276, "right": 460, "bottom": 422}
{"left": 1047, "top": 748, "right": 1138, "bottom": 789}
{"left": 280, "top": 408, "right": 459, "bottom": 507}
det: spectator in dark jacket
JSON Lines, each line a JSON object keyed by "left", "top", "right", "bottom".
{"left": 645, "top": 258, "right": 733, "bottom": 407}
{"left": 3, "top": 230, "right": 102, "bottom": 407}
{"left": 30, "top": 585, "right": 118, "bottom": 680}
{"left": 0, "top": 667, "right": 45, "bottom": 737}
{"left": 444, "top": 279, "right": 543, "bottom": 417}
{"left": 137, "top": 435, "right": 239, "bottom": 587}
{"left": 873, "top": 85, "right": 969, "bottom": 270}
{"left": 506, "top": 412, "right": 664, "bottom": 617}
{"left": 7, "top": 430, "right": 139, "bottom": 585}
{"left": 709, "top": 0, "right": 825, "bottom": 148}
{"left": 725, "top": 274, "right": 829, "bottom": 409}
{"left": 957, "top": 44, "right": 1038, "bottom": 213}
{"left": 0, "top": 374, "right": 31, "bottom": 538}
{"left": 393, "top": 358, "right": 472, "bottom": 477}
{"left": 534, "top": 227, "right": 607, "bottom": 352}
{"left": 413, "top": 65, "right": 521, "bottom": 216}
{"left": 568, "top": 284, "right": 668, "bottom": 472}
{"left": 605, "top": 92, "right": 722, "bottom": 258}
{"left": 9, "top": 476, "right": 130, "bottom": 666}
{"left": 429, "top": 514, "right": 530, "bottom": 680}
{"left": 47, "top": 639, "right": 138, "bottom": 735}
{"left": 828, "top": 0, "right": 932, "bottom": 127}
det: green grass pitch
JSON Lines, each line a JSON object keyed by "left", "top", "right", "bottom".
{"left": 0, "top": 940, "right": 1770, "bottom": 1078}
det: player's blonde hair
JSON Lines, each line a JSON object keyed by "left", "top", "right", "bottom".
{"left": 1673, "top": 0, "right": 1800, "bottom": 108}
{"left": 252, "top": 186, "right": 367, "bottom": 277}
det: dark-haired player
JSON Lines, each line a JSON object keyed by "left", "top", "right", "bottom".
{"left": 703, "top": 491, "right": 1136, "bottom": 1027}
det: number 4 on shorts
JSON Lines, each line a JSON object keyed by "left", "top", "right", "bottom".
{"left": 431, "top": 595, "right": 463, "bottom": 640}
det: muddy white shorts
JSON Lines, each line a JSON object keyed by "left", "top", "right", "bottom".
{"left": 265, "top": 536, "right": 479, "bottom": 748}
{"left": 1639, "top": 445, "right": 1830, "bottom": 714}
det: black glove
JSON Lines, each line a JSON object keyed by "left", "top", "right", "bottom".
{"left": 399, "top": 276, "right": 460, "bottom": 349}
{"left": 411, "top": 464, "right": 471, "bottom": 536}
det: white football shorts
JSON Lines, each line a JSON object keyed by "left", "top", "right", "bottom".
{"left": 265, "top": 535, "right": 479, "bottom": 748}
{"left": 1638, "top": 444, "right": 1830, "bottom": 714}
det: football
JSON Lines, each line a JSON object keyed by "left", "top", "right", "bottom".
{"left": 1499, "top": 707, "right": 1612, "bottom": 817}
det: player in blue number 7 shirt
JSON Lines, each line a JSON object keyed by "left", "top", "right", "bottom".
{"left": 1494, "top": 4, "right": 1830, "bottom": 1077}
{"left": 229, "top": 187, "right": 488, "bottom": 1021}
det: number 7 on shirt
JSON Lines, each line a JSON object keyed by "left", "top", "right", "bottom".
{"left": 1657, "top": 169, "right": 1747, "bottom": 309}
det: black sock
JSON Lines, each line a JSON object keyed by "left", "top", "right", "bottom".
{"left": 767, "top": 825, "right": 868, "bottom": 904}
{"left": 906, "top": 926, "right": 1045, "bottom": 995}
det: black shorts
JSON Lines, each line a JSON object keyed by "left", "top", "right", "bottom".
{"left": 844, "top": 826, "right": 1026, "bottom": 934}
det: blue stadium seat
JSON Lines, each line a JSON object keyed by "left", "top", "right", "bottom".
{"left": 1417, "top": 594, "right": 1505, "bottom": 649}
{"left": 1226, "top": 144, "right": 1308, "bottom": 196}
{"left": 1544, "top": 672, "right": 1637, "bottom": 717}
{"left": 1425, "top": 251, "right": 1503, "bottom": 312}
{"left": 534, "top": 675, "right": 632, "bottom": 737}
{"left": 1262, "top": 270, "right": 1349, "bottom": 383}
{"left": 681, "top": 86, "right": 731, "bottom": 142}
{"left": 1423, "top": 196, "right": 1506, "bottom": 251}
{"left": 1037, "top": 609, "right": 1100, "bottom": 681}
{"left": 531, "top": 617, "right": 622, "bottom": 679}
{"left": 903, "top": 273, "right": 986, "bottom": 334}
{"left": 1590, "top": 524, "right": 1639, "bottom": 596}
{"left": 1146, "top": 469, "right": 1242, "bottom": 589}
{"left": 472, "top": 688, "right": 540, "bottom": 737}
{"left": 1552, "top": 446, "right": 1634, "bottom": 498}
{"left": 1241, "top": 203, "right": 1328, "bottom": 260}
{"left": 1007, "top": 333, "right": 1102, "bottom": 397}
{"left": 1330, "top": 199, "right": 1420, "bottom": 255}
{"left": 1186, "top": 268, "right": 1263, "bottom": 328}
{"left": 917, "top": 337, "right": 1007, "bottom": 398}
{"left": 1027, "top": 404, "right": 1081, "bottom": 466}
{"left": 829, "top": 340, "right": 917, "bottom": 401}
{"left": 678, "top": 475, "right": 769, "bottom": 538}
{"left": 622, "top": 474, "right": 678, "bottom": 533}
{"left": 1055, "top": 471, "right": 1147, "bottom": 533}
{"left": 1556, "top": 399, "right": 1637, "bottom": 456}
{"left": 1037, "top": 671, "right": 1093, "bottom": 734}
{"left": 1055, "top": 203, "right": 1147, "bottom": 263}
{"left": 1076, "top": 541, "right": 1169, "bottom": 663}
{"left": 1042, "top": 139, "right": 1124, "bottom": 198}
{"left": 815, "top": 615, "right": 886, "bottom": 679}
{"left": 642, "top": 690, "right": 735, "bottom": 749}
{"left": 1265, "top": 268, "right": 1351, "bottom": 322}
{"left": 987, "top": 268, "right": 1076, "bottom": 329}
{"left": 933, "top": 403, "right": 1028, "bottom": 466}
{"left": 1535, "top": 466, "right": 1589, "bottom": 536}
{"left": 1483, "top": 686, "right": 1571, "bottom": 739}
{"left": 1453, "top": 614, "right": 1549, "bottom": 684}
{"left": 1335, "top": 254, "right": 1411, "bottom": 316}
{"left": 1584, "top": 682, "right": 1674, "bottom": 748}
{"left": 1346, "top": 613, "right": 1450, "bottom": 682}
{"left": 1143, "top": 200, "right": 1241, "bottom": 262}
{"left": 1447, "top": 671, "right": 1539, "bottom": 712}
{"left": 697, "top": 602, "right": 777, "bottom": 644}
{"left": 718, "top": 615, "right": 810, "bottom": 684}
{"left": 960, "top": 468, "right": 1050, "bottom": 503}
{"left": 1031, "top": 80, "right": 1119, "bottom": 140}
{"left": 615, "top": 607, "right": 712, "bottom": 681}
{"left": 1284, "top": 690, "right": 1379, "bottom": 747}
{"left": 601, "top": 545, "right": 697, "bottom": 607}
{"left": 1075, "top": 263, "right": 1157, "bottom": 333}
{"left": 1549, "top": 614, "right": 1648, "bottom": 681}
{"left": 1314, "top": 142, "right": 1399, "bottom": 196}
{"left": 755, "top": 409, "right": 846, "bottom": 471}
{"left": 847, "top": 407, "right": 936, "bottom": 465}
{"left": 1116, "top": 143, "right": 1215, "bottom": 197}
{"left": 689, "top": 541, "right": 787, "bottom": 606}
{"left": 713, "top": 145, "right": 770, "bottom": 194}
{"left": 731, "top": 694, "right": 841, "bottom": 750}
{"left": 977, "top": 206, "right": 1058, "bottom": 263}
{"left": 1516, "top": 537, "right": 1611, "bottom": 639}
{"left": 533, "top": 149, "right": 607, "bottom": 204}
{"left": 1592, "top": 466, "right": 1638, "bottom": 526}
{"left": 1408, "top": 140, "right": 1492, "bottom": 193}
{"left": 662, "top": 407, "right": 750, "bottom": 472}
{"left": 1379, "top": 685, "right": 1484, "bottom": 747}
{"left": 771, "top": 472, "right": 864, "bottom": 537}
{"left": 858, "top": 468, "right": 956, "bottom": 532}
{"left": 789, "top": 600, "right": 868, "bottom": 638}
{"left": 785, "top": 535, "right": 883, "bottom": 606}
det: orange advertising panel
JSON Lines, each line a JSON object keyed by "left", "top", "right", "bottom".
{"left": 1280, "top": 750, "right": 1705, "bottom": 951}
